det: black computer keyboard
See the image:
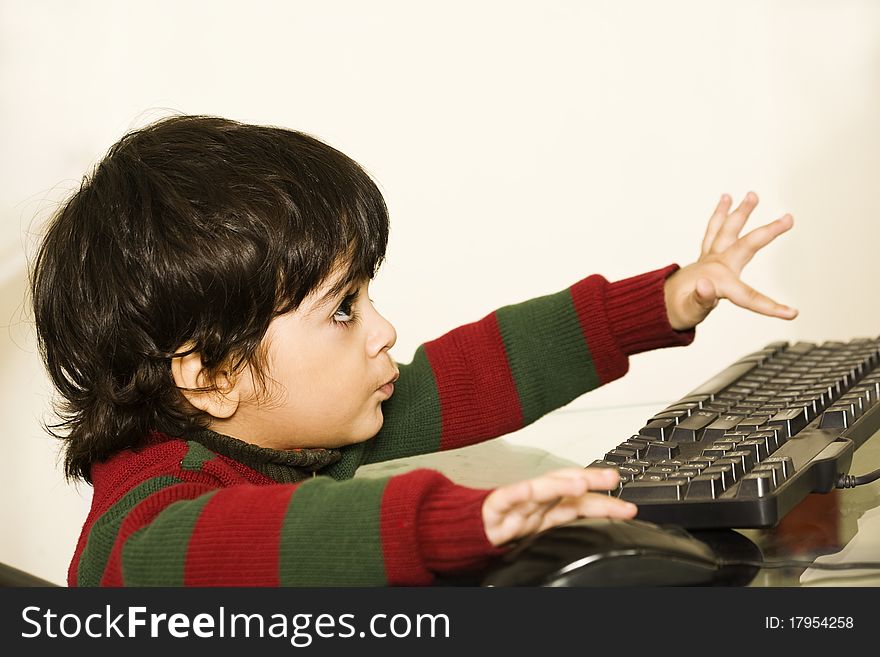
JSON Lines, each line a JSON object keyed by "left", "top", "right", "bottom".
{"left": 589, "top": 338, "right": 880, "bottom": 529}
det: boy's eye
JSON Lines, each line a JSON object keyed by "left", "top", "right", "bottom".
{"left": 332, "top": 291, "right": 361, "bottom": 327}
{"left": 333, "top": 298, "right": 354, "bottom": 321}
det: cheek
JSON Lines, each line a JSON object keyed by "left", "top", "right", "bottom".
{"left": 281, "top": 335, "right": 366, "bottom": 396}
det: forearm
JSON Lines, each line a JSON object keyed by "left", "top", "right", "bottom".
{"left": 86, "top": 472, "right": 497, "bottom": 587}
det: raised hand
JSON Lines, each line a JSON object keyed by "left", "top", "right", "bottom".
{"left": 663, "top": 191, "right": 798, "bottom": 331}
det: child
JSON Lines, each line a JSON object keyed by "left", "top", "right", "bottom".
{"left": 30, "top": 115, "right": 797, "bottom": 586}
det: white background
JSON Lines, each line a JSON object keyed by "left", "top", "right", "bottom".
{"left": 2, "top": 0, "right": 879, "bottom": 585}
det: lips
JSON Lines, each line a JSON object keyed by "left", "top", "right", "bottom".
{"left": 378, "top": 371, "right": 399, "bottom": 398}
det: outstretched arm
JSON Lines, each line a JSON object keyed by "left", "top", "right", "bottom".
{"left": 327, "top": 263, "right": 693, "bottom": 475}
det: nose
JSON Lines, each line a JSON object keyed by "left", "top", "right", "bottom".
{"left": 366, "top": 305, "right": 397, "bottom": 357}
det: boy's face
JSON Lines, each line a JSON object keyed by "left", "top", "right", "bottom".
{"left": 213, "top": 269, "right": 398, "bottom": 451}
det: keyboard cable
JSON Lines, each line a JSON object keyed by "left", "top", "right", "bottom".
{"left": 717, "top": 558, "right": 880, "bottom": 572}
{"left": 835, "top": 467, "right": 880, "bottom": 489}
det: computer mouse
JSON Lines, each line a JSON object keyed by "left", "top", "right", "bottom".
{"left": 481, "top": 518, "right": 722, "bottom": 587}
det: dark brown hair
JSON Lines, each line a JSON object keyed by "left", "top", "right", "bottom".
{"left": 30, "top": 115, "right": 389, "bottom": 482}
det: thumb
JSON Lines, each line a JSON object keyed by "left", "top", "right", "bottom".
{"left": 694, "top": 277, "right": 719, "bottom": 311}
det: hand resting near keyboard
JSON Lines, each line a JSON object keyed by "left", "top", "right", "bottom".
{"left": 481, "top": 467, "right": 637, "bottom": 547}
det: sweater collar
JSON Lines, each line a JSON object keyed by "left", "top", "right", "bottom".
{"left": 182, "top": 427, "right": 342, "bottom": 484}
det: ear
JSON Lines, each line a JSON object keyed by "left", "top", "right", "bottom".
{"left": 171, "top": 343, "right": 240, "bottom": 419}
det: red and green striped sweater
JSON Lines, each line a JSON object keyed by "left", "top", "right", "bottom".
{"left": 70, "top": 264, "right": 694, "bottom": 586}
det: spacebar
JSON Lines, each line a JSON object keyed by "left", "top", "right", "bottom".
{"left": 683, "top": 361, "right": 758, "bottom": 398}
{"left": 619, "top": 481, "right": 686, "bottom": 502}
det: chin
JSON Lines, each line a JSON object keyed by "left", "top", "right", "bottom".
{"left": 354, "top": 408, "right": 385, "bottom": 443}
{"left": 315, "top": 404, "right": 385, "bottom": 448}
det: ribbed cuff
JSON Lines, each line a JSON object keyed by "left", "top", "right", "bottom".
{"left": 605, "top": 264, "right": 696, "bottom": 356}
{"left": 418, "top": 479, "right": 505, "bottom": 574}
{"left": 380, "top": 469, "right": 506, "bottom": 585}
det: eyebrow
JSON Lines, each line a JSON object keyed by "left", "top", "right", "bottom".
{"left": 306, "top": 281, "right": 360, "bottom": 319}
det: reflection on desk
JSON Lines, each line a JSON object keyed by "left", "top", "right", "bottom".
{"left": 801, "top": 505, "right": 880, "bottom": 586}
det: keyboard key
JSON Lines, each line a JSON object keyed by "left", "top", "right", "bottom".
{"left": 737, "top": 472, "right": 775, "bottom": 497}
{"left": 763, "top": 456, "right": 795, "bottom": 478}
{"left": 727, "top": 386, "right": 758, "bottom": 397}
{"left": 666, "top": 476, "right": 690, "bottom": 489}
{"left": 713, "top": 458, "right": 744, "bottom": 481}
{"left": 860, "top": 380, "right": 880, "bottom": 398}
{"left": 680, "top": 394, "right": 713, "bottom": 406}
{"left": 639, "top": 418, "right": 687, "bottom": 440}
{"left": 645, "top": 465, "right": 678, "bottom": 476}
{"left": 617, "top": 466, "right": 643, "bottom": 481}
{"left": 604, "top": 449, "right": 636, "bottom": 464}
{"left": 686, "top": 474, "right": 724, "bottom": 499}
{"left": 619, "top": 440, "right": 649, "bottom": 459}
{"left": 739, "top": 438, "right": 769, "bottom": 463}
{"left": 701, "top": 414, "right": 747, "bottom": 442}
{"left": 619, "top": 480, "right": 687, "bottom": 502}
{"left": 616, "top": 468, "right": 638, "bottom": 483}
{"left": 656, "top": 459, "right": 685, "bottom": 467}
{"left": 749, "top": 429, "right": 783, "bottom": 452}
{"left": 764, "top": 421, "right": 790, "bottom": 441}
{"left": 639, "top": 418, "right": 677, "bottom": 441}
{"left": 670, "top": 410, "right": 719, "bottom": 442}
{"left": 722, "top": 449, "right": 756, "bottom": 473}
{"left": 791, "top": 397, "right": 819, "bottom": 421}
{"left": 702, "top": 465, "right": 734, "bottom": 488}
{"left": 649, "top": 410, "right": 687, "bottom": 424}
{"left": 787, "top": 341, "right": 817, "bottom": 355}
{"left": 850, "top": 386, "right": 876, "bottom": 406}
{"left": 819, "top": 405, "right": 852, "bottom": 429}
{"left": 770, "top": 408, "right": 810, "bottom": 437}
{"left": 624, "top": 459, "right": 652, "bottom": 473}
{"left": 663, "top": 402, "right": 702, "bottom": 417}
{"left": 736, "top": 414, "right": 773, "bottom": 432}
{"left": 752, "top": 463, "right": 784, "bottom": 486}
{"left": 644, "top": 441, "right": 681, "bottom": 460}
{"left": 684, "top": 458, "right": 713, "bottom": 470}
{"left": 838, "top": 394, "right": 865, "bottom": 419}
{"left": 702, "top": 441, "right": 736, "bottom": 458}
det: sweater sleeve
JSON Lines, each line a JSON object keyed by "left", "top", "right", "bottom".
{"left": 84, "top": 470, "right": 500, "bottom": 587}
{"left": 331, "top": 264, "right": 694, "bottom": 470}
